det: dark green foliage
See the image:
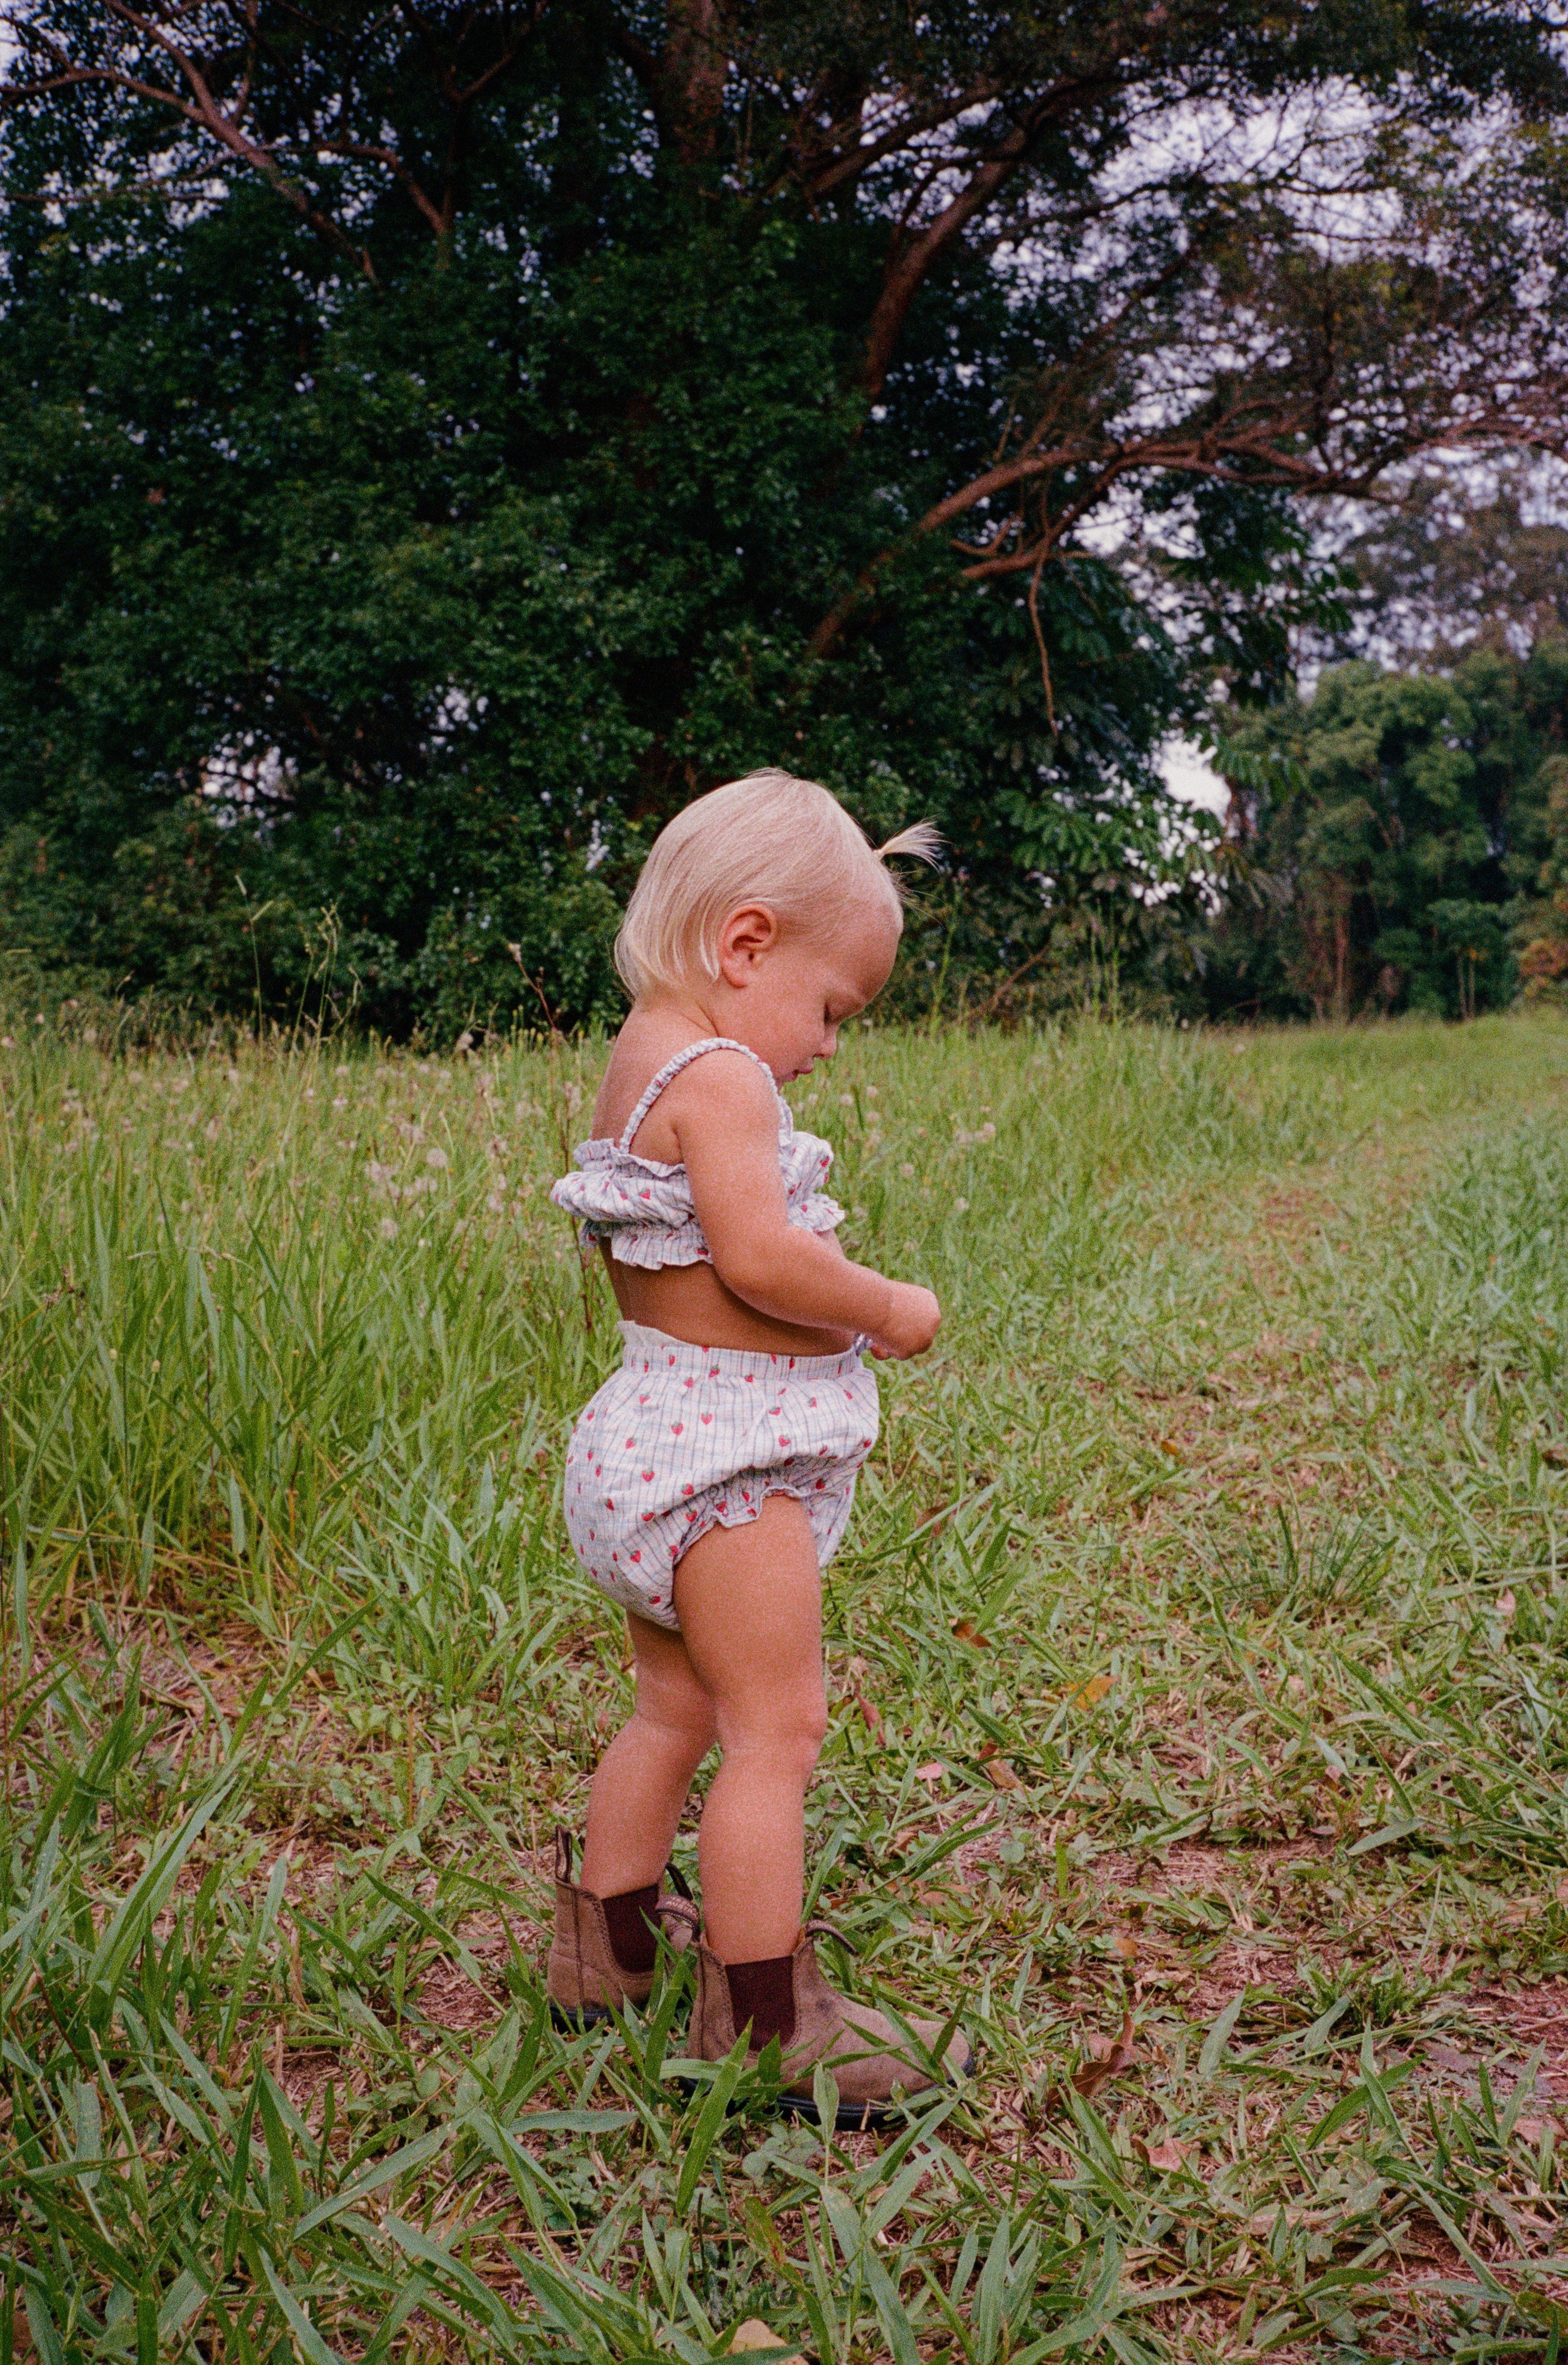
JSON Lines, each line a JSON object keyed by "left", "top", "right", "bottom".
{"left": 1203, "top": 643, "right": 1568, "bottom": 1021}
{"left": 0, "top": 158, "right": 1192, "bottom": 1034}
{"left": 3, "top": 3, "right": 1566, "bottom": 1033}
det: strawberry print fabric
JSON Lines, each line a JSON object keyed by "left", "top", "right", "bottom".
{"left": 550, "top": 1037, "right": 844, "bottom": 1270}
{"left": 563, "top": 1321, "right": 879, "bottom": 1629}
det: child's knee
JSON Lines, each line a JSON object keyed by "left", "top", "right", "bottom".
{"left": 780, "top": 1705, "right": 827, "bottom": 1782}
{"left": 719, "top": 1694, "right": 827, "bottom": 1781}
{"left": 637, "top": 1696, "right": 716, "bottom": 1764}
{"left": 796, "top": 1697, "right": 829, "bottom": 1761}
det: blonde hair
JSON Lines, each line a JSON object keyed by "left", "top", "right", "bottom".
{"left": 615, "top": 769, "right": 941, "bottom": 1000}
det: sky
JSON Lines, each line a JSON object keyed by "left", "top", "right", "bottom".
{"left": 1161, "top": 740, "right": 1229, "bottom": 817}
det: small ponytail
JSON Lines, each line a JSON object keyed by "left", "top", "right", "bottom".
{"left": 878, "top": 821, "right": 943, "bottom": 867}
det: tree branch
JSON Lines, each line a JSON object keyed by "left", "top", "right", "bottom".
{"left": 809, "top": 384, "right": 1568, "bottom": 665}
{"left": 2, "top": 0, "right": 380, "bottom": 278}
{"left": 856, "top": 71, "right": 1127, "bottom": 400}
{"left": 785, "top": 80, "right": 1003, "bottom": 205}
{"left": 2, "top": 0, "right": 551, "bottom": 262}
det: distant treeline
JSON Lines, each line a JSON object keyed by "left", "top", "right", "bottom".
{"left": 1193, "top": 641, "right": 1568, "bottom": 1029}
{"left": 3, "top": 640, "right": 1566, "bottom": 1040}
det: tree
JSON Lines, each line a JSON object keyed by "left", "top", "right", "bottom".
{"left": 3, "top": 2, "right": 1568, "bottom": 1031}
{"left": 1328, "top": 453, "right": 1568, "bottom": 671}
{"left": 1204, "top": 641, "right": 1568, "bottom": 1021}
{"left": 1505, "top": 638, "right": 1568, "bottom": 1001}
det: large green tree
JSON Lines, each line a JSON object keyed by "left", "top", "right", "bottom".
{"left": 1204, "top": 640, "right": 1568, "bottom": 1021}
{"left": 3, "top": 2, "right": 1567, "bottom": 1031}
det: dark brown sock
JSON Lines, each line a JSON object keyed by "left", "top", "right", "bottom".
{"left": 598, "top": 1883, "right": 660, "bottom": 1976}
{"left": 725, "top": 1954, "right": 797, "bottom": 2050}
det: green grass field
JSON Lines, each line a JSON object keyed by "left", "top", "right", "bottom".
{"left": 4, "top": 1013, "right": 1568, "bottom": 2365}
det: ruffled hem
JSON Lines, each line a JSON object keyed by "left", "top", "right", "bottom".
{"left": 551, "top": 1187, "right": 846, "bottom": 1269}
{"left": 601, "top": 1227, "right": 711, "bottom": 1269}
{"left": 588, "top": 1195, "right": 844, "bottom": 1268}
{"left": 550, "top": 1124, "right": 842, "bottom": 1271}
{"left": 670, "top": 1473, "right": 852, "bottom": 1573}
{"left": 591, "top": 1476, "right": 860, "bottom": 1630}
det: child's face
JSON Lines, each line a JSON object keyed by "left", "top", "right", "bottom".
{"left": 722, "top": 897, "right": 901, "bottom": 1080}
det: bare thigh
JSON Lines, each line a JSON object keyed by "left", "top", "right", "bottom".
{"left": 673, "top": 1494, "right": 826, "bottom": 1748}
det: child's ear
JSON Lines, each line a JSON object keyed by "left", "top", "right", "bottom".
{"left": 717, "top": 903, "right": 780, "bottom": 982}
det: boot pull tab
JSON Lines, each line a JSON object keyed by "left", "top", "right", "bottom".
{"left": 553, "top": 1826, "right": 576, "bottom": 1885}
{"left": 658, "top": 1896, "right": 702, "bottom": 1941}
{"left": 803, "top": 1917, "right": 860, "bottom": 1953}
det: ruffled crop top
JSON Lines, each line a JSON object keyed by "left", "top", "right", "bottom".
{"left": 550, "top": 1037, "right": 846, "bottom": 1271}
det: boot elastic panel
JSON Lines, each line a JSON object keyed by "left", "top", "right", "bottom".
{"left": 599, "top": 1883, "right": 660, "bottom": 1977}
{"left": 723, "top": 1954, "right": 797, "bottom": 2050}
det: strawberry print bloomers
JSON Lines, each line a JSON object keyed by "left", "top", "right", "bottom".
{"left": 563, "top": 1320, "right": 879, "bottom": 1629}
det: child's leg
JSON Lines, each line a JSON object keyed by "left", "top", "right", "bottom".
{"left": 579, "top": 1613, "right": 717, "bottom": 1897}
{"left": 673, "top": 1494, "right": 826, "bottom": 1963}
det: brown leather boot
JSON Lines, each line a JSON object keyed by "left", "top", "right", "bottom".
{"left": 546, "top": 1827, "right": 693, "bottom": 2029}
{"left": 692, "top": 1920, "right": 973, "bottom": 2129}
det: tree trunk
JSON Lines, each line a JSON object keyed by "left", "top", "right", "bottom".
{"left": 658, "top": 0, "right": 729, "bottom": 168}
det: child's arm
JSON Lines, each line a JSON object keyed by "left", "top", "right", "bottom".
{"left": 672, "top": 1054, "right": 939, "bottom": 1356}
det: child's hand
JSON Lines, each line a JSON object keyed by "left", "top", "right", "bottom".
{"left": 868, "top": 1282, "right": 942, "bottom": 1360}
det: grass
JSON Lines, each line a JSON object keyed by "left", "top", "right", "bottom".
{"left": 3, "top": 1010, "right": 1568, "bottom": 2364}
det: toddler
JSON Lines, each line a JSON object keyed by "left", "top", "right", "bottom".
{"left": 547, "top": 770, "right": 969, "bottom": 2124}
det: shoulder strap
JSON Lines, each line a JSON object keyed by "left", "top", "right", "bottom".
{"left": 617, "top": 1036, "right": 781, "bottom": 1154}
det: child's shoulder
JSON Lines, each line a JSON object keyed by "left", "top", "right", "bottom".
{"left": 590, "top": 1020, "right": 776, "bottom": 1156}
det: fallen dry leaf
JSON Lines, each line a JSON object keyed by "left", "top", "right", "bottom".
{"left": 1497, "top": 1588, "right": 1517, "bottom": 1623}
{"left": 983, "top": 1758, "right": 1022, "bottom": 1790}
{"left": 855, "top": 1691, "right": 884, "bottom": 1740}
{"left": 729, "top": 2322, "right": 804, "bottom": 2365}
{"left": 1111, "top": 1929, "right": 1139, "bottom": 1961}
{"left": 1072, "top": 2009, "right": 1136, "bottom": 2097}
{"left": 952, "top": 1618, "right": 990, "bottom": 1648}
{"left": 1070, "top": 1673, "right": 1113, "bottom": 1710}
{"left": 1138, "top": 2134, "right": 1193, "bottom": 2173}
{"left": 915, "top": 1761, "right": 945, "bottom": 1783}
